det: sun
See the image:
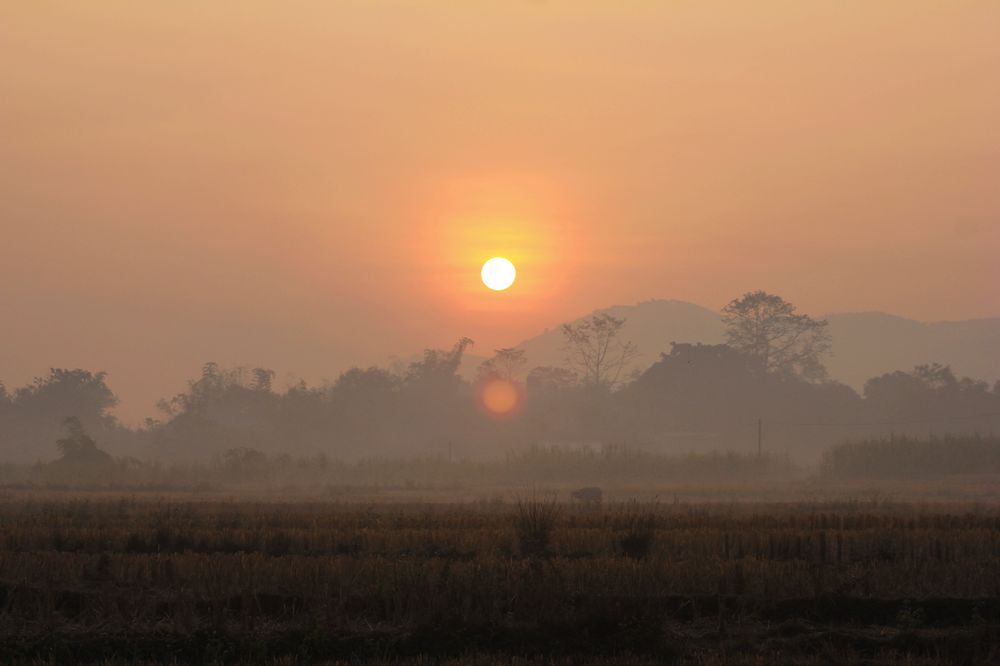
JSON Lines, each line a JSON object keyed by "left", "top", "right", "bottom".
{"left": 481, "top": 257, "right": 516, "bottom": 291}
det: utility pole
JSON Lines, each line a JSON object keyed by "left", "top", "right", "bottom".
{"left": 757, "top": 418, "right": 763, "bottom": 458}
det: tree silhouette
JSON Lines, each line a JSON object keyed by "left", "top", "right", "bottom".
{"left": 722, "top": 291, "right": 831, "bottom": 381}
{"left": 55, "top": 416, "right": 112, "bottom": 464}
{"left": 252, "top": 368, "right": 275, "bottom": 392}
{"left": 478, "top": 348, "right": 527, "bottom": 381}
{"left": 561, "top": 314, "right": 639, "bottom": 390}
{"left": 864, "top": 363, "right": 998, "bottom": 429}
{"left": 405, "top": 337, "right": 474, "bottom": 391}
{"left": 15, "top": 369, "right": 119, "bottom": 427}
{"left": 526, "top": 366, "right": 578, "bottom": 394}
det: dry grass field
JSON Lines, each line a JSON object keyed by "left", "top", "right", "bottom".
{"left": 0, "top": 493, "right": 998, "bottom": 664}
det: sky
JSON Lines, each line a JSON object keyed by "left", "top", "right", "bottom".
{"left": 2, "top": 1, "right": 999, "bottom": 422}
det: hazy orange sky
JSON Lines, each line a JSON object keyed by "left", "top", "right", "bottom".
{"left": 2, "top": 1, "right": 998, "bottom": 421}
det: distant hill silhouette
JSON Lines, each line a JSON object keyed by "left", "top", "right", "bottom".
{"left": 825, "top": 312, "right": 1000, "bottom": 390}
{"left": 492, "top": 299, "right": 999, "bottom": 391}
{"left": 513, "top": 300, "right": 725, "bottom": 377}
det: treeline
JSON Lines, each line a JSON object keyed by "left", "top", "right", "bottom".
{"left": 1, "top": 291, "right": 998, "bottom": 464}
{"left": 3, "top": 349, "right": 997, "bottom": 465}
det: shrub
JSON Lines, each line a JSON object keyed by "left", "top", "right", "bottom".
{"left": 614, "top": 500, "right": 658, "bottom": 560}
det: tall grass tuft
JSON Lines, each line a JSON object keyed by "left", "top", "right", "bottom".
{"left": 614, "top": 500, "right": 658, "bottom": 560}
{"left": 515, "top": 495, "right": 561, "bottom": 557}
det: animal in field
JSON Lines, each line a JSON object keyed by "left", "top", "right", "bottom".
{"left": 570, "top": 486, "right": 603, "bottom": 504}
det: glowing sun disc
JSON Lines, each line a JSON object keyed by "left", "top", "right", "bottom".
{"left": 481, "top": 257, "right": 516, "bottom": 291}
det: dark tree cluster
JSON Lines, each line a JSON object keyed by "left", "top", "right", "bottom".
{"left": 0, "top": 369, "right": 131, "bottom": 462}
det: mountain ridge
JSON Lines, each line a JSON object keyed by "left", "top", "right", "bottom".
{"left": 473, "top": 299, "right": 1000, "bottom": 391}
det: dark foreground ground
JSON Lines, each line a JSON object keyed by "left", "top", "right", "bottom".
{"left": 0, "top": 494, "right": 998, "bottom": 664}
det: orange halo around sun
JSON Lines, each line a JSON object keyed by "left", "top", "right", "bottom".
{"left": 409, "top": 176, "right": 584, "bottom": 313}
{"left": 478, "top": 378, "right": 523, "bottom": 416}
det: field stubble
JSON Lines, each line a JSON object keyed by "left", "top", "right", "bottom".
{"left": 0, "top": 496, "right": 998, "bottom": 663}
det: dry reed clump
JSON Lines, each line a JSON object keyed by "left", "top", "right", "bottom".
{"left": 514, "top": 495, "right": 561, "bottom": 557}
{"left": 614, "top": 500, "right": 658, "bottom": 560}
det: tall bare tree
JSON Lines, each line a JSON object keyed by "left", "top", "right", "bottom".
{"left": 561, "top": 314, "right": 639, "bottom": 390}
{"left": 721, "top": 291, "right": 831, "bottom": 381}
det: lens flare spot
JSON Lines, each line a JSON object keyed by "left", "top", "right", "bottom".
{"left": 479, "top": 378, "right": 521, "bottom": 415}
